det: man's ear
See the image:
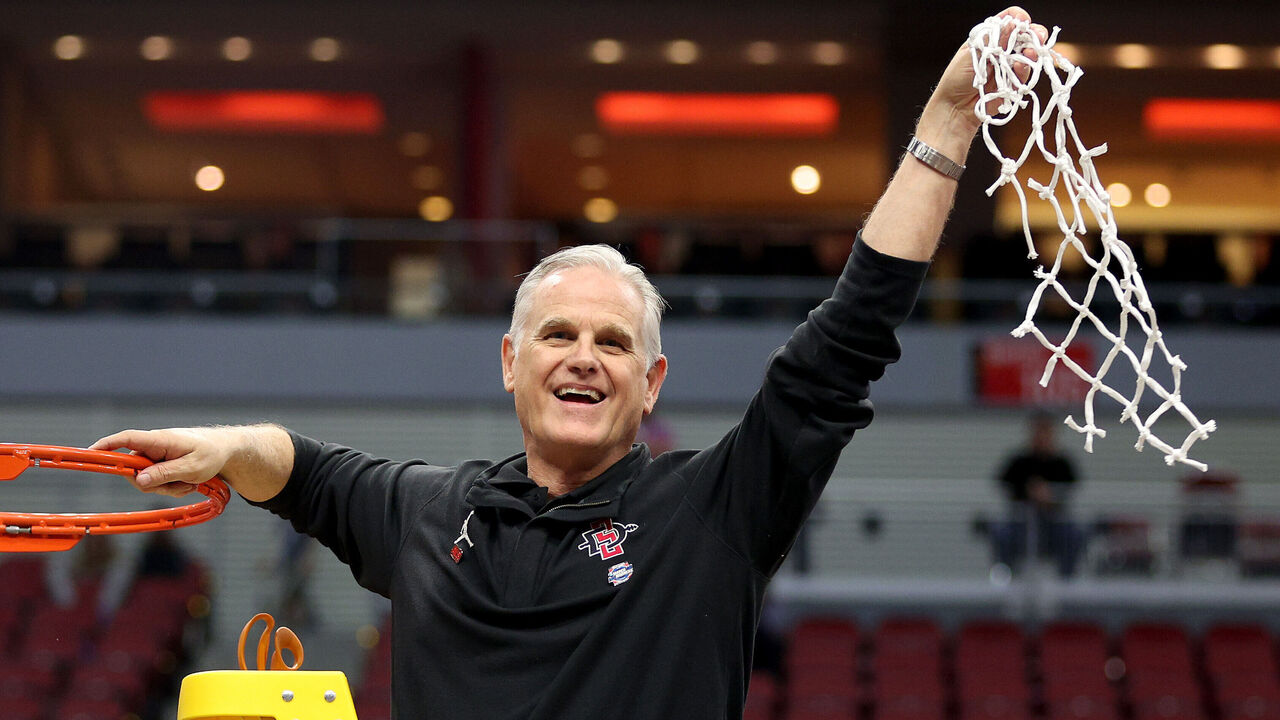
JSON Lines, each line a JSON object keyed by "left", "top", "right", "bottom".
{"left": 643, "top": 355, "right": 668, "bottom": 415}
{"left": 501, "top": 335, "right": 517, "bottom": 393}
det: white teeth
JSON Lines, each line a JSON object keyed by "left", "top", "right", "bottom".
{"left": 555, "top": 387, "right": 602, "bottom": 402}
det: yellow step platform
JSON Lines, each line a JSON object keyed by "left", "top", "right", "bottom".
{"left": 176, "top": 669, "right": 358, "bottom": 720}
{"left": 177, "top": 612, "right": 361, "bottom": 720}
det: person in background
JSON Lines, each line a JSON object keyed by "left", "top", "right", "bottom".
{"left": 992, "top": 411, "right": 1085, "bottom": 578}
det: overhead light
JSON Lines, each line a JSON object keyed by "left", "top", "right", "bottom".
{"left": 144, "top": 91, "right": 385, "bottom": 134}
{"left": 309, "top": 37, "right": 341, "bottom": 62}
{"left": 1052, "top": 42, "right": 1081, "bottom": 65}
{"left": 1106, "top": 182, "right": 1132, "bottom": 208}
{"left": 744, "top": 41, "right": 779, "bottom": 65}
{"left": 1144, "top": 98, "right": 1280, "bottom": 140}
{"left": 222, "top": 36, "right": 253, "bottom": 62}
{"left": 53, "top": 35, "right": 85, "bottom": 60}
{"left": 1113, "top": 44, "right": 1153, "bottom": 69}
{"left": 791, "top": 165, "right": 821, "bottom": 195}
{"left": 1144, "top": 183, "right": 1171, "bottom": 208}
{"left": 399, "top": 131, "right": 431, "bottom": 157}
{"left": 590, "top": 39, "right": 625, "bottom": 64}
{"left": 194, "top": 165, "right": 225, "bottom": 192}
{"left": 411, "top": 165, "right": 443, "bottom": 191}
{"left": 597, "top": 92, "right": 839, "bottom": 136}
{"left": 583, "top": 198, "right": 618, "bottom": 223}
{"left": 811, "top": 41, "right": 846, "bottom": 66}
{"left": 419, "top": 196, "right": 453, "bottom": 222}
{"left": 577, "top": 166, "right": 609, "bottom": 191}
{"left": 140, "top": 36, "right": 173, "bottom": 61}
{"left": 664, "top": 40, "right": 699, "bottom": 65}
{"left": 1203, "top": 44, "right": 1245, "bottom": 69}
{"left": 1273, "top": 47, "right": 1280, "bottom": 69}
{"left": 571, "top": 133, "right": 605, "bottom": 159}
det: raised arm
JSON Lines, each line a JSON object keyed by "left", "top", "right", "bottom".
{"left": 862, "top": 6, "right": 1046, "bottom": 261}
{"left": 89, "top": 424, "right": 294, "bottom": 503}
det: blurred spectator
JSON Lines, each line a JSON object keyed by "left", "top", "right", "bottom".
{"left": 812, "top": 231, "right": 857, "bottom": 276}
{"left": 278, "top": 525, "right": 321, "bottom": 630}
{"left": 137, "top": 530, "right": 191, "bottom": 578}
{"left": 44, "top": 535, "right": 136, "bottom": 623}
{"left": 637, "top": 410, "right": 677, "bottom": 457}
{"left": 991, "top": 412, "right": 1084, "bottom": 578}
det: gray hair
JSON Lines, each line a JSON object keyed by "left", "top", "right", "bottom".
{"left": 509, "top": 245, "right": 665, "bottom": 368}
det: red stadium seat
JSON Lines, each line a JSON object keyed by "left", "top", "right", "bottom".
{"left": 1040, "top": 621, "right": 1110, "bottom": 670}
{"left": 1122, "top": 624, "right": 1195, "bottom": 674}
{"left": 0, "top": 558, "right": 48, "bottom": 603}
{"left": 783, "top": 710, "right": 856, "bottom": 720}
{"left": 789, "top": 617, "right": 859, "bottom": 676}
{"left": 1047, "top": 695, "right": 1119, "bottom": 720}
{"left": 959, "top": 694, "right": 1031, "bottom": 720}
{"left": 873, "top": 693, "right": 945, "bottom": 720}
{"left": 874, "top": 617, "right": 944, "bottom": 678}
{"left": 0, "top": 658, "right": 59, "bottom": 700}
{"left": 55, "top": 696, "right": 127, "bottom": 720}
{"left": 4, "top": 695, "right": 45, "bottom": 720}
{"left": 1131, "top": 694, "right": 1203, "bottom": 720}
{"left": 1205, "top": 624, "right": 1277, "bottom": 676}
{"left": 747, "top": 670, "right": 781, "bottom": 720}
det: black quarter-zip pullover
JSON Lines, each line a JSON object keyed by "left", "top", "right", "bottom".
{"left": 254, "top": 235, "right": 930, "bottom": 719}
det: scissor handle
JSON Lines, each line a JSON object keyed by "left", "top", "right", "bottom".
{"left": 237, "top": 612, "right": 305, "bottom": 671}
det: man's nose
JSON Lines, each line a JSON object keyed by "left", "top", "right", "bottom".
{"left": 566, "top": 337, "right": 600, "bottom": 373}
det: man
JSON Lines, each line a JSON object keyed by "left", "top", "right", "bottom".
{"left": 93, "top": 9, "right": 1047, "bottom": 718}
{"left": 992, "top": 412, "right": 1084, "bottom": 577}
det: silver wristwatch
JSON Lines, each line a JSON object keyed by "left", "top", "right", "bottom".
{"left": 906, "top": 136, "right": 965, "bottom": 181}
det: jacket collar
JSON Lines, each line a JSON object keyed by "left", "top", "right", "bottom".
{"left": 465, "top": 444, "right": 650, "bottom": 521}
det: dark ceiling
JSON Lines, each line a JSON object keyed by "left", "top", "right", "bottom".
{"left": 1, "top": 1, "right": 1277, "bottom": 223}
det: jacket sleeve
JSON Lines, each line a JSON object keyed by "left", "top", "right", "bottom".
{"left": 681, "top": 234, "right": 929, "bottom": 576}
{"left": 249, "top": 430, "right": 450, "bottom": 597}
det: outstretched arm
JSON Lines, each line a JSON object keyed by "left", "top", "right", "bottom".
{"left": 90, "top": 424, "right": 294, "bottom": 503}
{"left": 862, "top": 6, "right": 1046, "bottom": 261}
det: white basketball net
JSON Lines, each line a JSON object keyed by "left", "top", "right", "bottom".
{"left": 967, "top": 16, "right": 1216, "bottom": 471}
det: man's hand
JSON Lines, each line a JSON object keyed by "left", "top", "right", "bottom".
{"left": 90, "top": 424, "right": 294, "bottom": 503}
{"left": 929, "top": 6, "right": 1048, "bottom": 139}
{"left": 862, "top": 6, "right": 1047, "bottom": 263}
{"left": 91, "top": 427, "right": 231, "bottom": 497}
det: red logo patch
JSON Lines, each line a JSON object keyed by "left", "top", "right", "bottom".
{"left": 577, "top": 519, "right": 639, "bottom": 560}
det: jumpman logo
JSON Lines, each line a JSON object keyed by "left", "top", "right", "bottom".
{"left": 450, "top": 509, "right": 476, "bottom": 564}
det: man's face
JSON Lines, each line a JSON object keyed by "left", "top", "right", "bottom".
{"left": 502, "top": 266, "right": 667, "bottom": 472}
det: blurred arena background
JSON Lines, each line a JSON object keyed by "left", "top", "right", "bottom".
{"left": 2, "top": 2, "right": 1280, "bottom": 719}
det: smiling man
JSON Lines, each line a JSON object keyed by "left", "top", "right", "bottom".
{"left": 92, "top": 9, "right": 1046, "bottom": 719}
{"left": 501, "top": 253, "right": 668, "bottom": 496}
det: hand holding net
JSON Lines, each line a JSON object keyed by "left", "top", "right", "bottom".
{"left": 966, "top": 15, "right": 1216, "bottom": 470}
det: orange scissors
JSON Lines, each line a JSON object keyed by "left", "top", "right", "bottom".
{"left": 237, "top": 612, "right": 304, "bottom": 671}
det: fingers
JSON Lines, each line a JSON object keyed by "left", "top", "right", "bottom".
{"left": 90, "top": 428, "right": 215, "bottom": 491}
{"left": 90, "top": 429, "right": 182, "bottom": 460}
{"left": 997, "top": 6, "right": 1031, "bottom": 24}
{"left": 146, "top": 481, "right": 198, "bottom": 498}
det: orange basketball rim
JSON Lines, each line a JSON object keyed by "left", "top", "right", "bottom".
{"left": 0, "top": 443, "right": 229, "bottom": 552}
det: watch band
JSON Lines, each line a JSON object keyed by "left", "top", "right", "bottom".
{"left": 906, "top": 136, "right": 965, "bottom": 181}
